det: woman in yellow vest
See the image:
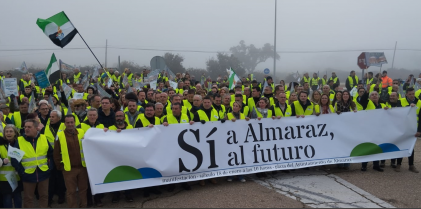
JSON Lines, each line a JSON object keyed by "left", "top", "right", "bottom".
{"left": 291, "top": 91, "right": 314, "bottom": 117}
{"left": 253, "top": 98, "right": 273, "bottom": 119}
{"left": 226, "top": 102, "right": 249, "bottom": 122}
{"left": 0, "top": 125, "right": 23, "bottom": 208}
{"left": 315, "top": 94, "right": 335, "bottom": 115}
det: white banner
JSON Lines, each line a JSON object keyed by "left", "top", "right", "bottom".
{"left": 84, "top": 107, "right": 417, "bottom": 195}
{"left": 3, "top": 78, "right": 18, "bottom": 97}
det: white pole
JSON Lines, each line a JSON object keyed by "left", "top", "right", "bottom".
{"left": 273, "top": 0, "right": 277, "bottom": 81}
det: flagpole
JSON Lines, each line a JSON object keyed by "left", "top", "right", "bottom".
{"left": 62, "top": 12, "right": 104, "bottom": 69}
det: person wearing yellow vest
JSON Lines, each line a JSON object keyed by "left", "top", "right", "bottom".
{"left": 322, "top": 75, "right": 328, "bottom": 86}
{"left": 252, "top": 98, "right": 273, "bottom": 119}
{"left": 19, "top": 85, "right": 37, "bottom": 103}
{"left": 18, "top": 74, "right": 32, "bottom": 94}
{"left": 262, "top": 86, "right": 275, "bottom": 107}
{"left": 0, "top": 125, "right": 23, "bottom": 208}
{"left": 397, "top": 87, "right": 420, "bottom": 173}
{"left": 266, "top": 76, "right": 276, "bottom": 93}
{"left": 134, "top": 103, "right": 162, "bottom": 128}
{"left": 161, "top": 102, "right": 194, "bottom": 191}
{"left": 346, "top": 70, "right": 359, "bottom": 91}
{"left": 154, "top": 103, "right": 166, "bottom": 123}
{"left": 39, "top": 109, "right": 67, "bottom": 205}
{"left": 270, "top": 92, "right": 293, "bottom": 119}
{"left": 11, "top": 119, "right": 53, "bottom": 208}
{"left": 301, "top": 73, "right": 310, "bottom": 86}
{"left": 248, "top": 87, "right": 261, "bottom": 113}
{"left": 167, "top": 95, "right": 190, "bottom": 119}
{"left": 12, "top": 102, "right": 30, "bottom": 136}
{"left": 73, "top": 68, "right": 82, "bottom": 84}
{"left": 310, "top": 73, "right": 322, "bottom": 91}
{"left": 232, "top": 94, "right": 249, "bottom": 117}
{"left": 328, "top": 72, "right": 340, "bottom": 86}
{"left": 291, "top": 91, "right": 314, "bottom": 117}
{"left": 314, "top": 94, "right": 335, "bottom": 115}
{"left": 56, "top": 73, "right": 71, "bottom": 87}
{"left": 0, "top": 104, "right": 13, "bottom": 124}
{"left": 212, "top": 94, "right": 226, "bottom": 119}
{"left": 125, "top": 68, "right": 134, "bottom": 87}
{"left": 53, "top": 115, "right": 88, "bottom": 208}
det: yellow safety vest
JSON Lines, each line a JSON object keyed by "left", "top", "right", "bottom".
{"left": 80, "top": 123, "right": 105, "bottom": 133}
{"left": 365, "top": 100, "right": 386, "bottom": 110}
{"left": 227, "top": 112, "right": 245, "bottom": 120}
{"left": 322, "top": 78, "right": 327, "bottom": 86}
{"left": 248, "top": 97, "right": 258, "bottom": 114}
{"left": 166, "top": 105, "right": 189, "bottom": 116}
{"left": 0, "top": 145, "right": 21, "bottom": 181}
{"left": 183, "top": 100, "right": 192, "bottom": 110}
{"left": 293, "top": 101, "right": 314, "bottom": 116}
{"left": 58, "top": 129, "right": 85, "bottom": 171}
{"left": 329, "top": 77, "right": 338, "bottom": 84}
{"left": 197, "top": 109, "right": 219, "bottom": 122}
{"left": 302, "top": 77, "right": 310, "bottom": 83}
{"left": 13, "top": 112, "right": 23, "bottom": 130}
{"left": 127, "top": 74, "right": 134, "bottom": 86}
{"left": 367, "top": 78, "right": 374, "bottom": 85}
{"left": 18, "top": 135, "right": 49, "bottom": 174}
{"left": 21, "top": 80, "right": 31, "bottom": 88}
{"left": 109, "top": 124, "right": 133, "bottom": 130}
{"left": 348, "top": 76, "right": 359, "bottom": 88}
{"left": 73, "top": 72, "right": 82, "bottom": 83}
{"left": 167, "top": 114, "right": 190, "bottom": 124}
{"left": 314, "top": 105, "right": 335, "bottom": 114}
{"left": 43, "top": 123, "right": 66, "bottom": 148}
{"left": 255, "top": 109, "right": 273, "bottom": 118}
{"left": 137, "top": 115, "right": 161, "bottom": 127}
{"left": 273, "top": 104, "right": 292, "bottom": 117}
{"left": 212, "top": 105, "right": 226, "bottom": 119}
{"left": 311, "top": 78, "right": 320, "bottom": 86}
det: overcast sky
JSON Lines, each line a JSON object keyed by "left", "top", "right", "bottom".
{"left": 1, "top": 0, "right": 421, "bottom": 74}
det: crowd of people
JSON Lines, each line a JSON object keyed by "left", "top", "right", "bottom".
{"left": 0, "top": 67, "right": 420, "bottom": 208}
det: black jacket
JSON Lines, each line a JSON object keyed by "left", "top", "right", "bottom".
{"left": 97, "top": 107, "right": 115, "bottom": 128}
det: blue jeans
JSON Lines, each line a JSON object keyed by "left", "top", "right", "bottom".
{"left": 2, "top": 192, "right": 23, "bottom": 208}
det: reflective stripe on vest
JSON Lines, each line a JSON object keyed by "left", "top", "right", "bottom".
{"left": 58, "top": 129, "right": 86, "bottom": 171}
{"left": 18, "top": 135, "right": 49, "bottom": 174}
{"left": 197, "top": 109, "right": 219, "bottom": 122}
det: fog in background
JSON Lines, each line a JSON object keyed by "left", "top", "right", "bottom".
{"left": 1, "top": 0, "right": 421, "bottom": 79}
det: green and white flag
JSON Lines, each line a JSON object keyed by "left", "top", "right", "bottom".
{"left": 45, "top": 53, "right": 61, "bottom": 84}
{"left": 36, "top": 11, "right": 78, "bottom": 48}
{"left": 228, "top": 68, "right": 240, "bottom": 90}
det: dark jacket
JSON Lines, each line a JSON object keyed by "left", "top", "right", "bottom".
{"left": 97, "top": 107, "right": 115, "bottom": 128}
{"left": 11, "top": 134, "right": 54, "bottom": 183}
